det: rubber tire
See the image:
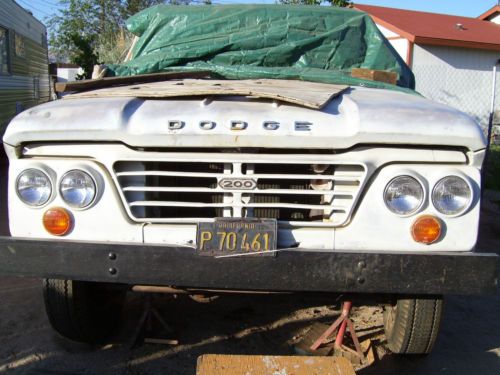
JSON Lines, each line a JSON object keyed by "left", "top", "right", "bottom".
{"left": 383, "top": 296, "right": 443, "bottom": 354}
{"left": 43, "top": 279, "right": 126, "bottom": 345}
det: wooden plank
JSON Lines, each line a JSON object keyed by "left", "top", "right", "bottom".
{"left": 55, "top": 71, "right": 214, "bottom": 93}
{"left": 196, "top": 354, "right": 356, "bottom": 375}
{"left": 64, "top": 79, "right": 349, "bottom": 109}
{"left": 351, "top": 68, "right": 398, "bottom": 85}
{"left": 124, "top": 36, "right": 139, "bottom": 62}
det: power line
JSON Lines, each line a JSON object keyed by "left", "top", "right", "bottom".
{"left": 17, "top": 0, "right": 53, "bottom": 16}
{"left": 28, "top": 0, "right": 60, "bottom": 7}
{"left": 27, "top": 0, "right": 60, "bottom": 17}
{"left": 28, "top": 0, "right": 59, "bottom": 4}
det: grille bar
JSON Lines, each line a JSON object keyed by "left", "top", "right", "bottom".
{"left": 122, "top": 186, "right": 355, "bottom": 196}
{"left": 113, "top": 157, "right": 367, "bottom": 226}
{"left": 116, "top": 170, "right": 360, "bottom": 181}
{"left": 129, "top": 201, "right": 348, "bottom": 211}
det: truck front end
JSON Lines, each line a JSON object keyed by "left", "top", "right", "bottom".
{"left": 0, "top": 3, "right": 497, "bottom": 353}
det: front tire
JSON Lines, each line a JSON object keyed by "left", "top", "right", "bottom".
{"left": 43, "top": 279, "right": 126, "bottom": 345}
{"left": 383, "top": 296, "right": 443, "bottom": 354}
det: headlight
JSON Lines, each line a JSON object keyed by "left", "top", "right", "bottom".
{"left": 60, "top": 170, "right": 96, "bottom": 208}
{"left": 384, "top": 176, "right": 424, "bottom": 215}
{"left": 16, "top": 169, "right": 52, "bottom": 206}
{"left": 432, "top": 176, "right": 471, "bottom": 215}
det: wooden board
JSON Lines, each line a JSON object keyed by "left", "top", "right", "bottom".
{"left": 55, "top": 71, "right": 214, "bottom": 93}
{"left": 351, "top": 68, "right": 398, "bottom": 85}
{"left": 196, "top": 354, "right": 356, "bottom": 375}
{"left": 64, "top": 79, "right": 349, "bottom": 109}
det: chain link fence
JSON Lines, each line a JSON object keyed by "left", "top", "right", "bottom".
{"left": 412, "top": 45, "right": 500, "bottom": 145}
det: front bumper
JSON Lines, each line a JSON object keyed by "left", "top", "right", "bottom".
{"left": 0, "top": 237, "right": 497, "bottom": 295}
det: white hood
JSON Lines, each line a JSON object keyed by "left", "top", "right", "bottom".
{"left": 3, "top": 87, "right": 486, "bottom": 151}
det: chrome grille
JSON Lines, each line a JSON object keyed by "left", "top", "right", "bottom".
{"left": 113, "top": 157, "right": 366, "bottom": 227}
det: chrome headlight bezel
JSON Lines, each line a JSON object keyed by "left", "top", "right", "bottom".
{"left": 59, "top": 169, "right": 97, "bottom": 209}
{"left": 16, "top": 168, "right": 53, "bottom": 207}
{"left": 384, "top": 175, "right": 425, "bottom": 216}
{"left": 432, "top": 175, "right": 472, "bottom": 216}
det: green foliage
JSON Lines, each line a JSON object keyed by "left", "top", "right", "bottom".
{"left": 68, "top": 33, "right": 99, "bottom": 79}
{"left": 47, "top": 0, "right": 171, "bottom": 74}
{"left": 120, "top": 0, "right": 178, "bottom": 19}
{"left": 331, "top": 0, "right": 352, "bottom": 6}
{"left": 95, "top": 29, "right": 135, "bottom": 65}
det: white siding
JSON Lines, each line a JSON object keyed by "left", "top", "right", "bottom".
{"left": 375, "top": 23, "right": 409, "bottom": 65}
{"left": 488, "top": 13, "right": 500, "bottom": 24}
{"left": 412, "top": 44, "right": 500, "bottom": 130}
{"left": 56, "top": 68, "right": 80, "bottom": 83}
{"left": 376, "top": 24, "right": 400, "bottom": 39}
{"left": 389, "top": 38, "right": 409, "bottom": 64}
{"left": 0, "top": 0, "right": 45, "bottom": 42}
{"left": 0, "top": 0, "right": 49, "bottom": 130}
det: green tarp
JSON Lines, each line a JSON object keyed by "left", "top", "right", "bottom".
{"left": 107, "top": 5, "right": 415, "bottom": 93}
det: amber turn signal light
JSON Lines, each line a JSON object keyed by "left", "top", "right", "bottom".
{"left": 43, "top": 207, "right": 72, "bottom": 236}
{"left": 411, "top": 215, "right": 441, "bottom": 244}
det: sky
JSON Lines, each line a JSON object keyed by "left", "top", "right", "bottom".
{"left": 16, "top": 0, "right": 500, "bottom": 24}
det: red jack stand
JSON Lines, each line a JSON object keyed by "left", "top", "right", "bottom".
{"left": 130, "top": 294, "right": 178, "bottom": 348}
{"left": 310, "top": 301, "right": 364, "bottom": 359}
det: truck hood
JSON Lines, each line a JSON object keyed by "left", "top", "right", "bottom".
{"left": 3, "top": 86, "right": 486, "bottom": 151}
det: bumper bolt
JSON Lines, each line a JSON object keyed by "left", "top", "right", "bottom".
{"left": 357, "top": 277, "right": 365, "bottom": 284}
{"left": 357, "top": 261, "right": 366, "bottom": 269}
{"left": 108, "top": 252, "right": 117, "bottom": 260}
{"left": 108, "top": 267, "right": 117, "bottom": 275}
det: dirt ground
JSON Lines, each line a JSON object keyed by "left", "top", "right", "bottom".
{"left": 0, "top": 160, "right": 498, "bottom": 374}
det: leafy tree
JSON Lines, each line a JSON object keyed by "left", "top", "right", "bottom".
{"left": 47, "top": 0, "right": 176, "bottom": 74}
{"left": 47, "top": 0, "right": 122, "bottom": 65}
{"left": 69, "top": 33, "right": 99, "bottom": 79}
{"left": 120, "top": 0, "right": 171, "bottom": 20}
{"left": 331, "top": 0, "right": 352, "bottom": 6}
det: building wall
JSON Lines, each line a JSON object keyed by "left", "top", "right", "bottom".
{"left": 388, "top": 38, "right": 409, "bottom": 66}
{"left": 57, "top": 68, "right": 81, "bottom": 83}
{"left": 487, "top": 13, "right": 500, "bottom": 24}
{"left": 374, "top": 23, "right": 409, "bottom": 65}
{"left": 376, "top": 24, "right": 400, "bottom": 39}
{"left": 0, "top": 0, "right": 50, "bottom": 133}
{"left": 412, "top": 44, "right": 500, "bottom": 130}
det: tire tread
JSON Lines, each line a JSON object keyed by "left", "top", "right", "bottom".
{"left": 43, "top": 279, "right": 124, "bottom": 344}
{"left": 384, "top": 297, "right": 443, "bottom": 354}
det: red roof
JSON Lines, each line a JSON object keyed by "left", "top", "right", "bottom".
{"left": 355, "top": 4, "right": 500, "bottom": 51}
{"left": 478, "top": 5, "right": 500, "bottom": 21}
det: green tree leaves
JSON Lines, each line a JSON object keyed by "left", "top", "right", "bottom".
{"left": 47, "top": 0, "right": 167, "bottom": 72}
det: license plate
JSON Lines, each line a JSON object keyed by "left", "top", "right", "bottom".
{"left": 197, "top": 219, "right": 277, "bottom": 256}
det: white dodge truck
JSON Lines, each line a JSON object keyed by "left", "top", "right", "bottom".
{"left": 0, "top": 76, "right": 497, "bottom": 353}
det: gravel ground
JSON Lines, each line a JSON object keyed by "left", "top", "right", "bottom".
{"left": 0, "top": 159, "right": 498, "bottom": 374}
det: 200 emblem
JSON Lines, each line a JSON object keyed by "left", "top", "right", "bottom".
{"left": 219, "top": 178, "right": 257, "bottom": 190}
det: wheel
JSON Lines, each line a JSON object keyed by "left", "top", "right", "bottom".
{"left": 43, "top": 279, "right": 126, "bottom": 345}
{"left": 383, "top": 296, "right": 443, "bottom": 354}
